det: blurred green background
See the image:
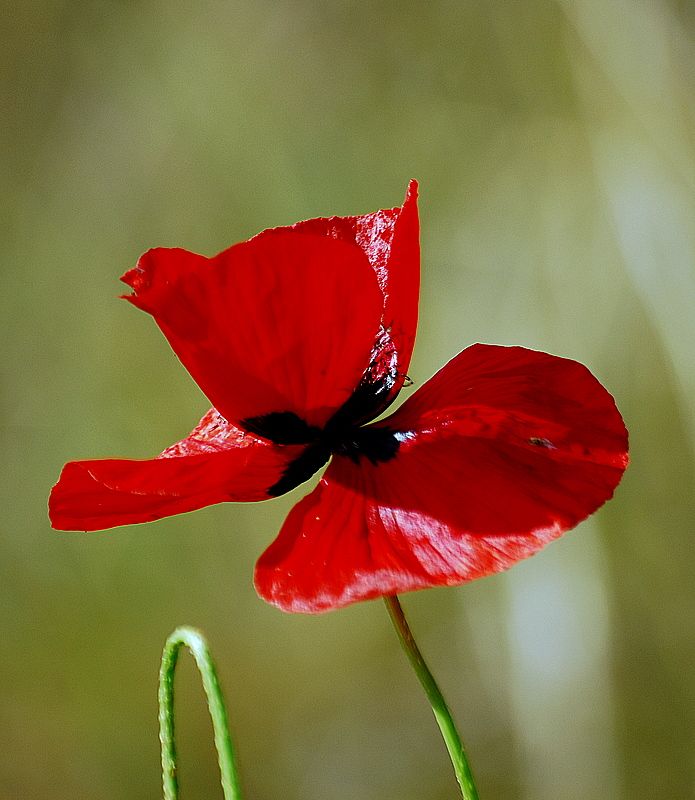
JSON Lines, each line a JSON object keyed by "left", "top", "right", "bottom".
{"left": 3, "top": 1, "right": 695, "bottom": 798}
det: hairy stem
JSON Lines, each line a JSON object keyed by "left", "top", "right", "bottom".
{"left": 384, "top": 595, "right": 480, "bottom": 800}
{"left": 159, "top": 626, "right": 243, "bottom": 800}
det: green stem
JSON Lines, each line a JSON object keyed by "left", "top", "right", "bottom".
{"left": 158, "top": 626, "right": 243, "bottom": 800}
{"left": 384, "top": 595, "right": 480, "bottom": 800}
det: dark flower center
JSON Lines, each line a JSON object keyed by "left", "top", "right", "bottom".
{"left": 240, "top": 410, "right": 400, "bottom": 496}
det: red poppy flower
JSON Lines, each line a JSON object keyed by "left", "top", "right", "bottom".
{"left": 49, "top": 182, "right": 628, "bottom": 613}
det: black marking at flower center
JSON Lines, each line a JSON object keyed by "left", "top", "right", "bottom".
{"left": 240, "top": 411, "right": 400, "bottom": 497}
{"left": 241, "top": 411, "right": 321, "bottom": 445}
{"left": 321, "top": 421, "right": 400, "bottom": 465}
{"left": 267, "top": 443, "right": 331, "bottom": 497}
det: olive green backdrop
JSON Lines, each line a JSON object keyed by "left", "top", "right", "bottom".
{"left": 3, "top": 1, "right": 694, "bottom": 798}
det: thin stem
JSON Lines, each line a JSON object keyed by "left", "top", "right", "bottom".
{"left": 384, "top": 595, "right": 480, "bottom": 800}
{"left": 159, "top": 626, "right": 243, "bottom": 800}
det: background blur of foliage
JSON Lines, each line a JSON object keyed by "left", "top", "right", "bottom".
{"left": 2, "top": 1, "right": 694, "bottom": 798}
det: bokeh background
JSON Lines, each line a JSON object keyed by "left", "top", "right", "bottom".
{"left": 3, "top": 1, "right": 695, "bottom": 798}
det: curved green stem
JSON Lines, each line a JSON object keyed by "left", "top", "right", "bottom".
{"left": 159, "top": 626, "right": 243, "bottom": 800}
{"left": 384, "top": 595, "right": 480, "bottom": 800}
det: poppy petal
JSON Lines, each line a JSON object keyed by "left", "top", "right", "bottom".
{"left": 49, "top": 409, "right": 304, "bottom": 531}
{"left": 121, "top": 232, "right": 384, "bottom": 429}
{"left": 286, "top": 180, "right": 420, "bottom": 411}
{"left": 255, "top": 345, "right": 628, "bottom": 613}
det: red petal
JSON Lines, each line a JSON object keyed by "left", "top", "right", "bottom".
{"left": 49, "top": 409, "right": 303, "bottom": 531}
{"left": 389, "top": 344, "right": 629, "bottom": 469}
{"left": 286, "top": 180, "right": 420, "bottom": 401}
{"left": 255, "top": 345, "right": 628, "bottom": 613}
{"left": 121, "top": 232, "right": 383, "bottom": 428}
